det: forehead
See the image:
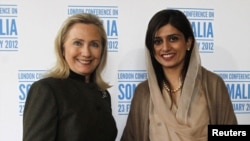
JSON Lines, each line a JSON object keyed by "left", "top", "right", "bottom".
{"left": 155, "top": 24, "right": 182, "bottom": 37}
{"left": 66, "top": 23, "right": 101, "bottom": 39}
{"left": 68, "top": 23, "right": 99, "bottom": 32}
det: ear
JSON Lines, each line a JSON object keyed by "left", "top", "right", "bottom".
{"left": 186, "top": 38, "right": 192, "bottom": 51}
{"left": 62, "top": 47, "right": 65, "bottom": 57}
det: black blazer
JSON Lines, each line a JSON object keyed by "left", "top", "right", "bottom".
{"left": 23, "top": 72, "right": 117, "bottom": 141}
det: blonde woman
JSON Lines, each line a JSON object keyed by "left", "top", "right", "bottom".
{"left": 23, "top": 13, "right": 117, "bottom": 141}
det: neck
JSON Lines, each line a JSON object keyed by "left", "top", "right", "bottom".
{"left": 163, "top": 65, "right": 183, "bottom": 88}
{"left": 163, "top": 77, "right": 183, "bottom": 93}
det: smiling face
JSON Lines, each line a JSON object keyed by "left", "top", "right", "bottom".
{"left": 63, "top": 23, "right": 102, "bottom": 79}
{"left": 153, "top": 24, "right": 192, "bottom": 70}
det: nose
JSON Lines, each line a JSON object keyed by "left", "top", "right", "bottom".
{"left": 162, "top": 40, "right": 170, "bottom": 51}
{"left": 81, "top": 45, "right": 91, "bottom": 57}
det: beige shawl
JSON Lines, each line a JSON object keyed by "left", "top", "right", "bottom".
{"left": 147, "top": 45, "right": 209, "bottom": 141}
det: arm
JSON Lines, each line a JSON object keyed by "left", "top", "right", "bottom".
{"left": 120, "top": 81, "right": 150, "bottom": 141}
{"left": 120, "top": 90, "right": 137, "bottom": 141}
{"left": 203, "top": 68, "right": 238, "bottom": 125}
{"left": 215, "top": 76, "right": 238, "bottom": 124}
{"left": 23, "top": 81, "right": 58, "bottom": 141}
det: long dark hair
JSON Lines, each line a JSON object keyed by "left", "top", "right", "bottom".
{"left": 145, "top": 9, "right": 195, "bottom": 90}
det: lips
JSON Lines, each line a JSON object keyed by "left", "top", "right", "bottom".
{"left": 77, "top": 59, "right": 92, "bottom": 64}
{"left": 162, "top": 53, "right": 175, "bottom": 59}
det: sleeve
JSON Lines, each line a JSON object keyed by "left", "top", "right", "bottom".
{"left": 120, "top": 89, "right": 137, "bottom": 141}
{"left": 101, "top": 90, "right": 112, "bottom": 112}
{"left": 120, "top": 81, "right": 150, "bottom": 141}
{"left": 23, "top": 81, "right": 58, "bottom": 141}
{"left": 215, "top": 76, "right": 238, "bottom": 124}
{"left": 105, "top": 90, "right": 112, "bottom": 107}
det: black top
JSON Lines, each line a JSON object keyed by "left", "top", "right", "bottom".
{"left": 23, "top": 71, "right": 117, "bottom": 141}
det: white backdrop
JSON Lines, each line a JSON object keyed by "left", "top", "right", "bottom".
{"left": 0, "top": 0, "right": 250, "bottom": 140}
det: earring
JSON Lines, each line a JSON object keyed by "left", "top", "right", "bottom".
{"left": 187, "top": 48, "right": 190, "bottom": 51}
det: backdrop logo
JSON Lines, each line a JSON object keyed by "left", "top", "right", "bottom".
{"left": 117, "top": 70, "right": 147, "bottom": 115}
{"left": 176, "top": 8, "right": 214, "bottom": 53}
{"left": 215, "top": 70, "right": 250, "bottom": 114}
{"left": 67, "top": 5, "right": 119, "bottom": 52}
{"left": 0, "top": 4, "right": 18, "bottom": 52}
{"left": 18, "top": 70, "right": 45, "bottom": 116}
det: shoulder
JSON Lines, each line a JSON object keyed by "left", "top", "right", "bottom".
{"left": 202, "top": 68, "right": 227, "bottom": 94}
{"left": 135, "top": 80, "right": 149, "bottom": 92}
{"left": 35, "top": 77, "right": 62, "bottom": 84}
{"left": 25, "top": 78, "right": 60, "bottom": 107}
{"left": 31, "top": 77, "right": 69, "bottom": 88}
{"left": 132, "top": 80, "right": 150, "bottom": 100}
{"left": 28, "top": 77, "right": 69, "bottom": 96}
{"left": 28, "top": 77, "right": 59, "bottom": 91}
{"left": 201, "top": 67, "right": 224, "bottom": 84}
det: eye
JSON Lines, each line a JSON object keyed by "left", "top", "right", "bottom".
{"left": 73, "top": 40, "right": 82, "bottom": 46}
{"left": 153, "top": 37, "right": 163, "bottom": 45}
{"left": 168, "top": 35, "right": 179, "bottom": 42}
{"left": 90, "top": 41, "right": 100, "bottom": 48}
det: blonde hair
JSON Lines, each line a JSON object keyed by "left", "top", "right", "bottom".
{"left": 44, "top": 13, "right": 110, "bottom": 90}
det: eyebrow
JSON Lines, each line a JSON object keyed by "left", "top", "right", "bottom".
{"left": 72, "top": 38, "right": 101, "bottom": 42}
{"left": 154, "top": 33, "right": 182, "bottom": 38}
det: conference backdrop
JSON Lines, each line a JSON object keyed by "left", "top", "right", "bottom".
{"left": 0, "top": 0, "right": 249, "bottom": 140}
